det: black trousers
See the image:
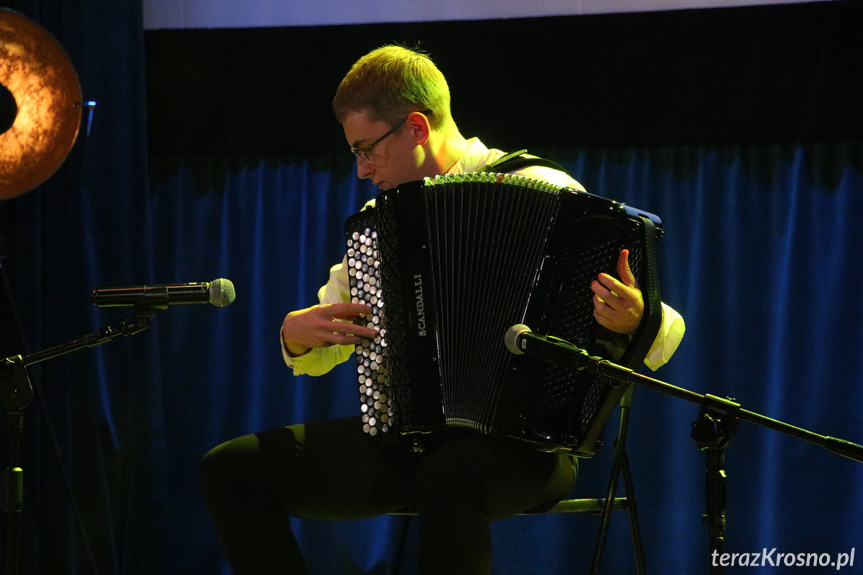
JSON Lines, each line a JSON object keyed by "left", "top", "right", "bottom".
{"left": 200, "top": 416, "right": 577, "bottom": 575}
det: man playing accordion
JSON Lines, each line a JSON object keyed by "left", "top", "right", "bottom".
{"left": 202, "top": 44, "right": 684, "bottom": 575}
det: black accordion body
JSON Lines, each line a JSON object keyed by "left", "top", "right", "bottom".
{"left": 344, "top": 172, "right": 663, "bottom": 456}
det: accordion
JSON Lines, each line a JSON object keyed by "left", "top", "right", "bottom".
{"left": 344, "top": 172, "right": 663, "bottom": 456}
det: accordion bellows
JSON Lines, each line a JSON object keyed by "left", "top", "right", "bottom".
{"left": 345, "top": 172, "right": 662, "bottom": 456}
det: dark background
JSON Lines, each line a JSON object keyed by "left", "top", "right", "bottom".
{"left": 146, "top": 2, "right": 863, "bottom": 156}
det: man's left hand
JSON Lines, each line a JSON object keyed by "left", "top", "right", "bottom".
{"left": 591, "top": 249, "right": 644, "bottom": 335}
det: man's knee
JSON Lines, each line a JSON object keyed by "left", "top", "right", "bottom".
{"left": 200, "top": 434, "right": 259, "bottom": 496}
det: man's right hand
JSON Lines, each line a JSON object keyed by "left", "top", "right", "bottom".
{"left": 280, "top": 303, "right": 377, "bottom": 357}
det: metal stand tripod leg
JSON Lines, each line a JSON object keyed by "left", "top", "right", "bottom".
{"left": 589, "top": 386, "right": 646, "bottom": 575}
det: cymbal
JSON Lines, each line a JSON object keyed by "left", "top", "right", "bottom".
{"left": 0, "top": 8, "right": 82, "bottom": 200}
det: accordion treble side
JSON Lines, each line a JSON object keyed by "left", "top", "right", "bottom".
{"left": 345, "top": 172, "right": 662, "bottom": 456}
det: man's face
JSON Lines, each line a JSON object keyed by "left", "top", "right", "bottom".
{"left": 342, "top": 110, "right": 420, "bottom": 190}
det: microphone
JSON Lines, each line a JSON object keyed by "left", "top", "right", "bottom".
{"left": 504, "top": 324, "right": 590, "bottom": 370}
{"left": 91, "top": 278, "right": 236, "bottom": 309}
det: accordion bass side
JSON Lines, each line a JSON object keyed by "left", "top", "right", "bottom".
{"left": 345, "top": 173, "right": 663, "bottom": 456}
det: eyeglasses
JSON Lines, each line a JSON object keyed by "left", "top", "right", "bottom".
{"left": 349, "top": 110, "right": 431, "bottom": 163}
{"left": 350, "top": 116, "right": 409, "bottom": 163}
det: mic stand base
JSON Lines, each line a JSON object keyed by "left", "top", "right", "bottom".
{"left": 691, "top": 394, "right": 741, "bottom": 575}
{"left": 0, "top": 356, "right": 32, "bottom": 575}
{"left": 0, "top": 310, "right": 158, "bottom": 575}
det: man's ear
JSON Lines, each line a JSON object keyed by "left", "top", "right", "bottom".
{"left": 406, "top": 111, "right": 431, "bottom": 146}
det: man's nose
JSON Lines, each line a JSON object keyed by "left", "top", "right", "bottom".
{"left": 356, "top": 157, "right": 372, "bottom": 179}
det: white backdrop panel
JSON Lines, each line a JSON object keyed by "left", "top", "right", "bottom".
{"left": 143, "top": 0, "right": 834, "bottom": 30}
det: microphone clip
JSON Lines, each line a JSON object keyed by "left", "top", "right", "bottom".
{"left": 505, "top": 323, "right": 595, "bottom": 371}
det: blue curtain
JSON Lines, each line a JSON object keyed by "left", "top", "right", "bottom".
{"left": 2, "top": 2, "right": 862, "bottom": 573}
{"left": 6, "top": 135, "right": 863, "bottom": 574}
{"left": 154, "top": 143, "right": 863, "bottom": 574}
{"left": 559, "top": 143, "right": 863, "bottom": 572}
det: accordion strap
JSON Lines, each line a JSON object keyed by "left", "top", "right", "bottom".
{"left": 481, "top": 149, "right": 569, "bottom": 175}
{"left": 618, "top": 215, "right": 663, "bottom": 368}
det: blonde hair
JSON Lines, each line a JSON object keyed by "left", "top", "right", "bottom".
{"left": 333, "top": 44, "right": 453, "bottom": 131}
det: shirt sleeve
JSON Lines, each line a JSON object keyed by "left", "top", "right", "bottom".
{"left": 643, "top": 302, "right": 685, "bottom": 371}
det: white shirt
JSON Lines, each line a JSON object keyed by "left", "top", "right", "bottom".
{"left": 284, "top": 138, "right": 684, "bottom": 375}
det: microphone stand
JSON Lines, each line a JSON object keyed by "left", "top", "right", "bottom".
{"left": 522, "top": 336, "right": 863, "bottom": 575}
{"left": 0, "top": 309, "right": 158, "bottom": 575}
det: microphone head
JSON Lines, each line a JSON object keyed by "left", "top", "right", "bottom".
{"left": 504, "top": 324, "right": 531, "bottom": 355}
{"left": 209, "top": 278, "right": 236, "bottom": 307}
